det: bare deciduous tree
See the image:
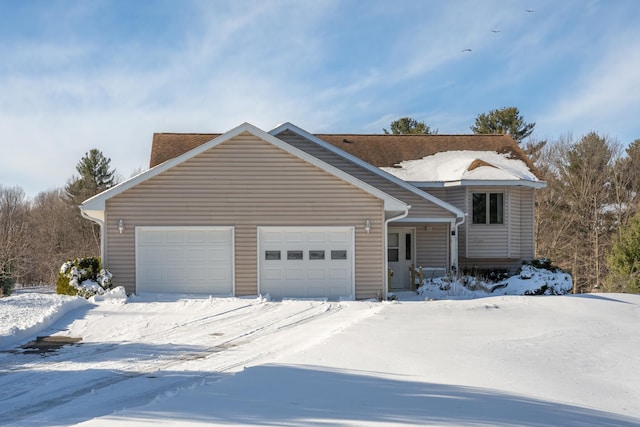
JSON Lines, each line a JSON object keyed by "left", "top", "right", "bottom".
{"left": 0, "top": 186, "right": 30, "bottom": 291}
{"left": 24, "top": 189, "right": 88, "bottom": 284}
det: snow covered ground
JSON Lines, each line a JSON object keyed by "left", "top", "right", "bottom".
{"left": 1, "top": 285, "right": 639, "bottom": 426}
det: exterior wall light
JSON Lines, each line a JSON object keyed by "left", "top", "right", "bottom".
{"left": 364, "top": 219, "right": 371, "bottom": 234}
{"left": 118, "top": 219, "right": 124, "bottom": 234}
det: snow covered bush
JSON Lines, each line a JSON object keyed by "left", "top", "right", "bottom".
{"left": 57, "top": 257, "right": 113, "bottom": 298}
{"left": 415, "top": 258, "right": 573, "bottom": 300}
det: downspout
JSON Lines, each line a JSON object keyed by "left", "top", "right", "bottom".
{"left": 80, "top": 209, "right": 106, "bottom": 266}
{"left": 383, "top": 207, "right": 410, "bottom": 300}
{"left": 450, "top": 213, "right": 467, "bottom": 276}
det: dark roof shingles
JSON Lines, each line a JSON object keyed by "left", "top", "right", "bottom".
{"left": 149, "top": 132, "right": 543, "bottom": 180}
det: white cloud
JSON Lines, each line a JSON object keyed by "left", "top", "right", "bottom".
{"left": 539, "top": 29, "right": 640, "bottom": 142}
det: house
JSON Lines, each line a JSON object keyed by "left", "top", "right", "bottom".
{"left": 80, "top": 122, "right": 545, "bottom": 300}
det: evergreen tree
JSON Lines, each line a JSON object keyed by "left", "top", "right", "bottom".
{"left": 384, "top": 117, "right": 438, "bottom": 135}
{"left": 66, "top": 149, "right": 116, "bottom": 204}
{"left": 607, "top": 209, "right": 640, "bottom": 293}
{"left": 471, "top": 107, "right": 535, "bottom": 143}
{"left": 65, "top": 149, "right": 117, "bottom": 258}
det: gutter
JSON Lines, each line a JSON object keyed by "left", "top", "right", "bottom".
{"left": 383, "top": 207, "right": 410, "bottom": 300}
{"left": 450, "top": 213, "right": 467, "bottom": 275}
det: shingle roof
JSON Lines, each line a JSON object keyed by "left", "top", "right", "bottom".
{"left": 150, "top": 133, "right": 220, "bottom": 168}
{"left": 149, "top": 132, "right": 543, "bottom": 180}
{"left": 315, "top": 134, "right": 543, "bottom": 180}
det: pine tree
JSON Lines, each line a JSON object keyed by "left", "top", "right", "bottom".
{"left": 384, "top": 117, "right": 438, "bottom": 135}
{"left": 65, "top": 149, "right": 117, "bottom": 258}
{"left": 606, "top": 210, "right": 640, "bottom": 293}
{"left": 471, "top": 107, "right": 535, "bottom": 143}
{"left": 66, "top": 149, "right": 116, "bottom": 205}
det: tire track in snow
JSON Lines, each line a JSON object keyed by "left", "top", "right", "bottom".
{"left": 0, "top": 301, "right": 342, "bottom": 426}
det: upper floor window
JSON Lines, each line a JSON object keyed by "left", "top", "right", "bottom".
{"left": 472, "top": 193, "right": 504, "bottom": 224}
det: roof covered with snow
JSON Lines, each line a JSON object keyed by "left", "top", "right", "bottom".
{"left": 380, "top": 150, "right": 541, "bottom": 185}
{"left": 316, "top": 133, "right": 545, "bottom": 186}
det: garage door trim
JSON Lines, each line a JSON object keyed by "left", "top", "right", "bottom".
{"left": 135, "top": 226, "right": 235, "bottom": 295}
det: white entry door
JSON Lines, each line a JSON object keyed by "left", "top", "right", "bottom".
{"left": 136, "top": 226, "right": 234, "bottom": 295}
{"left": 258, "top": 227, "right": 354, "bottom": 300}
{"left": 388, "top": 228, "right": 415, "bottom": 290}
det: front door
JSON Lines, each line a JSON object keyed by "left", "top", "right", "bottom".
{"left": 387, "top": 228, "right": 415, "bottom": 290}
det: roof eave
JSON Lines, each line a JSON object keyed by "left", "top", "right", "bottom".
{"left": 412, "top": 180, "right": 547, "bottom": 189}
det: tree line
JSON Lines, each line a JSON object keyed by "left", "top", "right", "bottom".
{"left": 1, "top": 108, "right": 639, "bottom": 294}
{"left": 0, "top": 149, "right": 116, "bottom": 294}
{"left": 533, "top": 134, "right": 640, "bottom": 293}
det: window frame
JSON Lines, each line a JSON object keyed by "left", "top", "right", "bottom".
{"left": 472, "top": 192, "right": 505, "bottom": 225}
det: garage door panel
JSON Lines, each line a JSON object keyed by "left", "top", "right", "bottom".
{"left": 165, "top": 267, "right": 186, "bottom": 282}
{"left": 307, "top": 269, "right": 326, "bottom": 280}
{"left": 330, "top": 231, "right": 349, "bottom": 242}
{"left": 263, "top": 268, "right": 282, "bottom": 280}
{"left": 329, "top": 269, "right": 348, "bottom": 280}
{"left": 182, "top": 249, "right": 204, "bottom": 262}
{"left": 285, "top": 268, "right": 304, "bottom": 280}
{"left": 165, "top": 230, "right": 185, "bottom": 243}
{"left": 307, "top": 232, "right": 326, "bottom": 243}
{"left": 165, "top": 248, "right": 183, "bottom": 262}
{"left": 285, "top": 231, "right": 304, "bottom": 243}
{"left": 136, "top": 227, "right": 233, "bottom": 295}
{"left": 186, "top": 230, "right": 206, "bottom": 243}
{"left": 141, "top": 248, "right": 164, "bottom": 263}
{"left": 186, "top": 267, "right": 208, "bottom": 281}
{"left": 261, "top": 231, "right": 282, "bottom": 243}
{"left": 139, "top": 232, "right": 163, "bottom": 245}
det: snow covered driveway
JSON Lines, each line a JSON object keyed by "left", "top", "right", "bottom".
{"left": 1, "top": 295, "right": 377, "bottom": 426}
{"left": 1, "top": 291, "right": 640, "bottom": 426}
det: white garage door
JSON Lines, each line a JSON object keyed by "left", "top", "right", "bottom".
{"left": 258, "top": 227, "right": 354, "bottom": 300}
{"left": 136, "top": 226, "right": 234, "bottom": 295}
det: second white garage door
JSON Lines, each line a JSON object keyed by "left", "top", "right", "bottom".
{"left": 136, "top": 226, "right": 234, "bottom": 295}
{"left": 258, "top": 227, "right": 354, "bottom": 299}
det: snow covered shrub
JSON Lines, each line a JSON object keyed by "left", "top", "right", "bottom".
{"left": 519, "top": 260, "right": 573, "bottom": 295}
{"left": 460, "top": 266, "right": 510, "bottom": 283}
{"left": 416, "top": 259, "right": 573, "bottom": 299}
{"left": 57, "top": 257, "right": 113, "bottom": 298}
{"left": 527, "top": 257, "right": 560, "bottom": 273}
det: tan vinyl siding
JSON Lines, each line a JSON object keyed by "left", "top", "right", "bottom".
{"left": 415, "top": 222, "right": 449, "bottom": 270}
{"left": 429, "top": 187, "right": 467, "bottom": 258}
{"left": 465, "top": 187, "right": 509, "bottom": 258}
{"left": 520, "top": 187, "right": 536, "bottom": 260}
{"left": 277, "top": 131, "right": 455, "bottom": 220}
{"left": 456, "top": 186, "right": 537, "bottom": 271}
{"left": 104, "top": 132, "right": 385, "bottom": 299}
{"left": 509, "top": 188, "right": 522, "bottom": 258}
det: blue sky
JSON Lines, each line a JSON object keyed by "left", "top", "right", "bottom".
{"left": 1, "top": 0, "right": 639, "bottom": 198}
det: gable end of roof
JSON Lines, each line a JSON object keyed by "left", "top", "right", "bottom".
{"left": 82, "top": 123, "right": 409, "bottom": 214}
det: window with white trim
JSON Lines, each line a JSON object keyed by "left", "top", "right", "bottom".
{"left": 472, "top": 192, "right": 504, "bottom": 224}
